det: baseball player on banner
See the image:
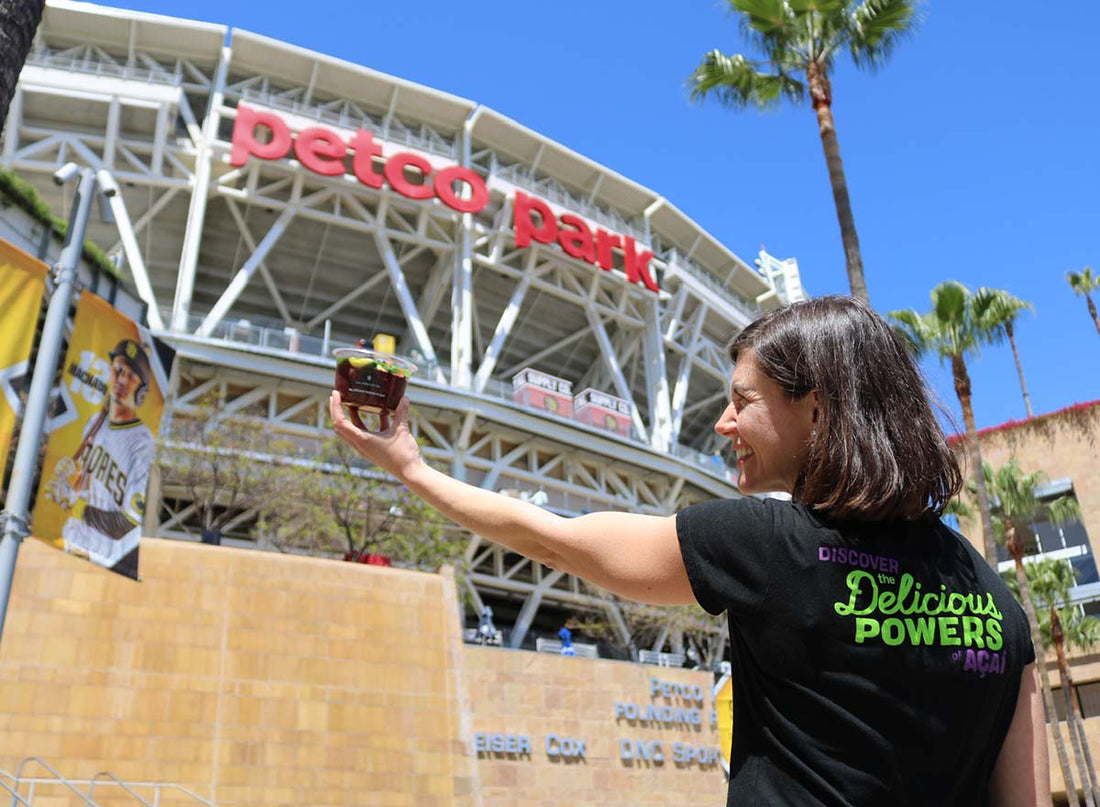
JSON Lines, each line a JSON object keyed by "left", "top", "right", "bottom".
{"left": 32, "top": 292, "right": 173, "bottom": 580}
{"left": 46, "top": 338, "right": 155, "bottom": 574}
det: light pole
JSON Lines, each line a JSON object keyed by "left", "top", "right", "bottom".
{"left": 0, "top": 163, "right": 108, "bottom": 647}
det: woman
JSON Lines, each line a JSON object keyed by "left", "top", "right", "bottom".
{"left": 330, "top": 296, "right": 1048, "bottom": 806}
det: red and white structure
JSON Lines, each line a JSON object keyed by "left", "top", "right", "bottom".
{"left": 4, "top": 1, "right": 804, "bottom": 658}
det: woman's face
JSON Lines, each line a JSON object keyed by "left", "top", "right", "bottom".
{"left": 713, "top": 351, "right": 816, "bottom": 495}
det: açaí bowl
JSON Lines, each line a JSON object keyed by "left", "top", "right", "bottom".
{"left": 333, "top": 348, "right": 417, "bottom": 426}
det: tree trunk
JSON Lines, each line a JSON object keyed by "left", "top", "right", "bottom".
{"left": 806, "top": 60, "right": 868, "bottom": 305}
{"left": 1087, "top": 294, "right": 1100, "bottom": 338}
{"left": 951, "top": 354, "right": 997, "bottom": 564}
{"left": 1005, "top": 321, "right": 1034, "bottom": 418}
{"left": 0, "top": 0, "right": 45, "bottom": 135}
{"left": 1054, "top": 611, "right": 1100, "bottom": 804}
{"left": 1007, "top": 524, "right": 1080, "bottom": 805}
{"left": 1059, "top": 657, "right": 1096, "bottom": 807}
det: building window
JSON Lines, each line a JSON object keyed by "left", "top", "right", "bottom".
{"left": 994, "top": 490, "right": 1097, "bottom": 585}
{"left": 1049, "top": 680, "right": 1100, "bottom": 722}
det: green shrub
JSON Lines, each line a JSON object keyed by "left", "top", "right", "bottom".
{"left": 0, "top": 165, "right": 120, "bottom": 278}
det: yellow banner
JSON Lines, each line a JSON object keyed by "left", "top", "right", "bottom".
{"left": 31, "top": 292, "right": 173, "bottom": 580}
{"left": 0, "top": 239, "right": 48, "bottom": 475}
{"left": 714, "top": 673, "right": 733, "bottom": 775}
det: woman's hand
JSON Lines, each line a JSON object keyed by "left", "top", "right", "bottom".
{"left": 329, "top": 392, "right": 424, "bottom": 480}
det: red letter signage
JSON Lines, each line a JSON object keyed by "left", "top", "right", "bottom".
{"left": 557, "top": 215, "right": 596, "bottom": 263}
{"left": 434, "top": 166, "right": 490, "bottom": 214}
{"left": 514, "top": 191, "right": 557, "bottom": 248}
{"left": 229, "top": 106, "right": 660, "bottom": 292}
{"left": 349, "top": 129, "right": 385, "bottom": 188}
{"left": 384, "top": 152, "right": 435, "bottom": 200}
{"left": 294, "top": 127, "right": 347, "bottom": 176}
{"left": 230, "top": 105, "right": 292, "bottom": 166}
{"left": 623, "top": 236, "right": 659, "bottom": 293}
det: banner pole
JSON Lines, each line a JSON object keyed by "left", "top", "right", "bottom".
{"left": 0, "top": 166, "right": 98, "bottom": 647}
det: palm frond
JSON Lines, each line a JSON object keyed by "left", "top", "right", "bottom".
{"left": 886, "top": 308, "right": 930, "bottom": 356}
{"left": 787, "top": 0, "right": 845, "bottom": 13}
{"left": 973, "top": 286, "right": 1033, "bottom": 328}
{"left": 1047, "top": 494, "right": 1083, "bottom": 528}
{"left": 688, "top": 51, "right": 793, "bottom": 109}
{"left": 1024, "top": 557, "right": 1077, "bottom": 609}
{"left": 926, "top": 281, "right": 972, "bottom": 359}
{"left": 784, "top": 0, "right": 849, "bottom": 64}
{"left": 730, "top": 0, "right": 795, "bottom": 37}
{"left": 965, "top": 464, "right": 1008, "bottom": 545}
{"left": 755, "top": 71, "right": 807, "bottom": 105}
{"left": 943, "top": 495, "right": 973, "bottom": 521}
{"left": 847, "top": 0, "right": 920, "bottom": 70}
{"left": 1067, "top": 266, "right": 1098, "bottom": 296}
{"left": 990, "top": 457, "right": 1049, "bottom": 522}
{"left": 1065, "top": 610, "right": 1100, "bottom": 652}
{"left": 930, "top": 280, "right": 969, "bottom": 327}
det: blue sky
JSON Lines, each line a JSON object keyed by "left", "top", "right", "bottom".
{"left": 113, "top": 0, "right": 1099, "bottom": 431}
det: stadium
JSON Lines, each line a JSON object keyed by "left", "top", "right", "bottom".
{"left": 3, "top": 3, "right": 1099, "bottom": 804}
{"left": 2, "top": 0, "right": 807, "bottom": 660}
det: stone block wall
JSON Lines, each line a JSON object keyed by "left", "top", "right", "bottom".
{"left": 0, "top": 538, "right": 479, "bottom": 806}
{"left": 4, "top": 532, "right": 1080, "bottom": 803}
{"left": 464, "top": 644, "right": 726, "bottom": 805}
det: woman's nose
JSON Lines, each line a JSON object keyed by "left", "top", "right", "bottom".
{"left": 714, "top": 403, "right": 737, "bottom": 436}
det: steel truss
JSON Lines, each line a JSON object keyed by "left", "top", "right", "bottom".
{"left": 154, "top": 358, "right": 726, "bottom": 653}
{"left": 7, "top": 4, "right": 789, "bottom": 660}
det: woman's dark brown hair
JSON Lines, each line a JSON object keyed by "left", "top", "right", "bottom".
{"left": 728, "top": 295, "right": 962, "bottom": 521}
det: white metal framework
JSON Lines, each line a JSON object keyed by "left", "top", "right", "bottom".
{"left": 6, "top": 0, "right": 796, "bottom": 656}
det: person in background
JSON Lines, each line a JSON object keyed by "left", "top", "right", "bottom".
{"left": 477, "top": 605, "right": 497, "bottom": 646}
{"left": 331, "top": 296, "right": 1048, "bottom": 806}
{"left": 558, "top": 624, "right": 575, "bottom": 656}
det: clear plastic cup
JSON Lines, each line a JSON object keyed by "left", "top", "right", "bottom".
{"left": 333, "top": 348, "right": 417, "bottom": 430}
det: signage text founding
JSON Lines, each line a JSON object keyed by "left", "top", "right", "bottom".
{"left": 229, "top": 105, "right": 660, "bottom": 293}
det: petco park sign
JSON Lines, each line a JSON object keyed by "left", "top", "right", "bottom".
{"left": 230, "top": 105, "right": 660, "bottom": 293}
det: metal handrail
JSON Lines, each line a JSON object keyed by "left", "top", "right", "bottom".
{"left": 108, "top": 782, "right": 217, "bottom": 807}
{"left": 492, "top": 161, "right": 649, "bottom": 244}
{"left": 88, "top": 771, "right": 152, "bottom": 806}
{"left": 24, "top": 50, "right": 180, "bottom": 88}
{"left": 0, "top": 773, "right": 31, "bottom": 807}
{"left": 1, "top": 760, "right": 219, "bottom": 807}
{"left": 8, "top": 758, "right": 97, "bottom": 806}
{"left": 664, "top": 248, "right": 761, "bottom": 319}
{"left": 234, "top": 88, "right": 459, "bottom": 160}
{"left": 164, "top": 312, "right": 739, "bottom": 485}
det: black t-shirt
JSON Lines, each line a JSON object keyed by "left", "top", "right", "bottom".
{"left": 677, "top": 497, "right": 1034, "bottom": 807}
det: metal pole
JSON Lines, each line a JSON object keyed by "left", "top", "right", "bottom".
{"left": 0, "top": 167, "right": 98, "bottom": 647}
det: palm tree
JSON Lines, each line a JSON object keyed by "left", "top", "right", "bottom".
{"left": 976, "top": 287, "right": 1035, "bottom": 418}
{"left": 1023, "top": 557, "right": 1100, "bottom": 805}
{"left": 688, "top": 0, "right": 919, "bottom": 304}
{"left": 1067, "top": 267, "right": 1100, "bottom": 338}
{"left": 889, "top": 282, "right": 1000, "bottom": 563}
{"left": 976, "top": 458, "right": 1087, "bottom": 807}
{"left": 0, "top": 0, "right": 46, "bottom": 134}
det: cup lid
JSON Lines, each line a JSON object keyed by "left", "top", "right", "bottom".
{"left": 333, "top": 348, "right": 417, "bottom": 374}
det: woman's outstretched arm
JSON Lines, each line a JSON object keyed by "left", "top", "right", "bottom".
{"left": 989, "top": 663, "right": 1051, "bottom": 806}
{"left": 330, "top": 392, "right": 696, "bottom": 605}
